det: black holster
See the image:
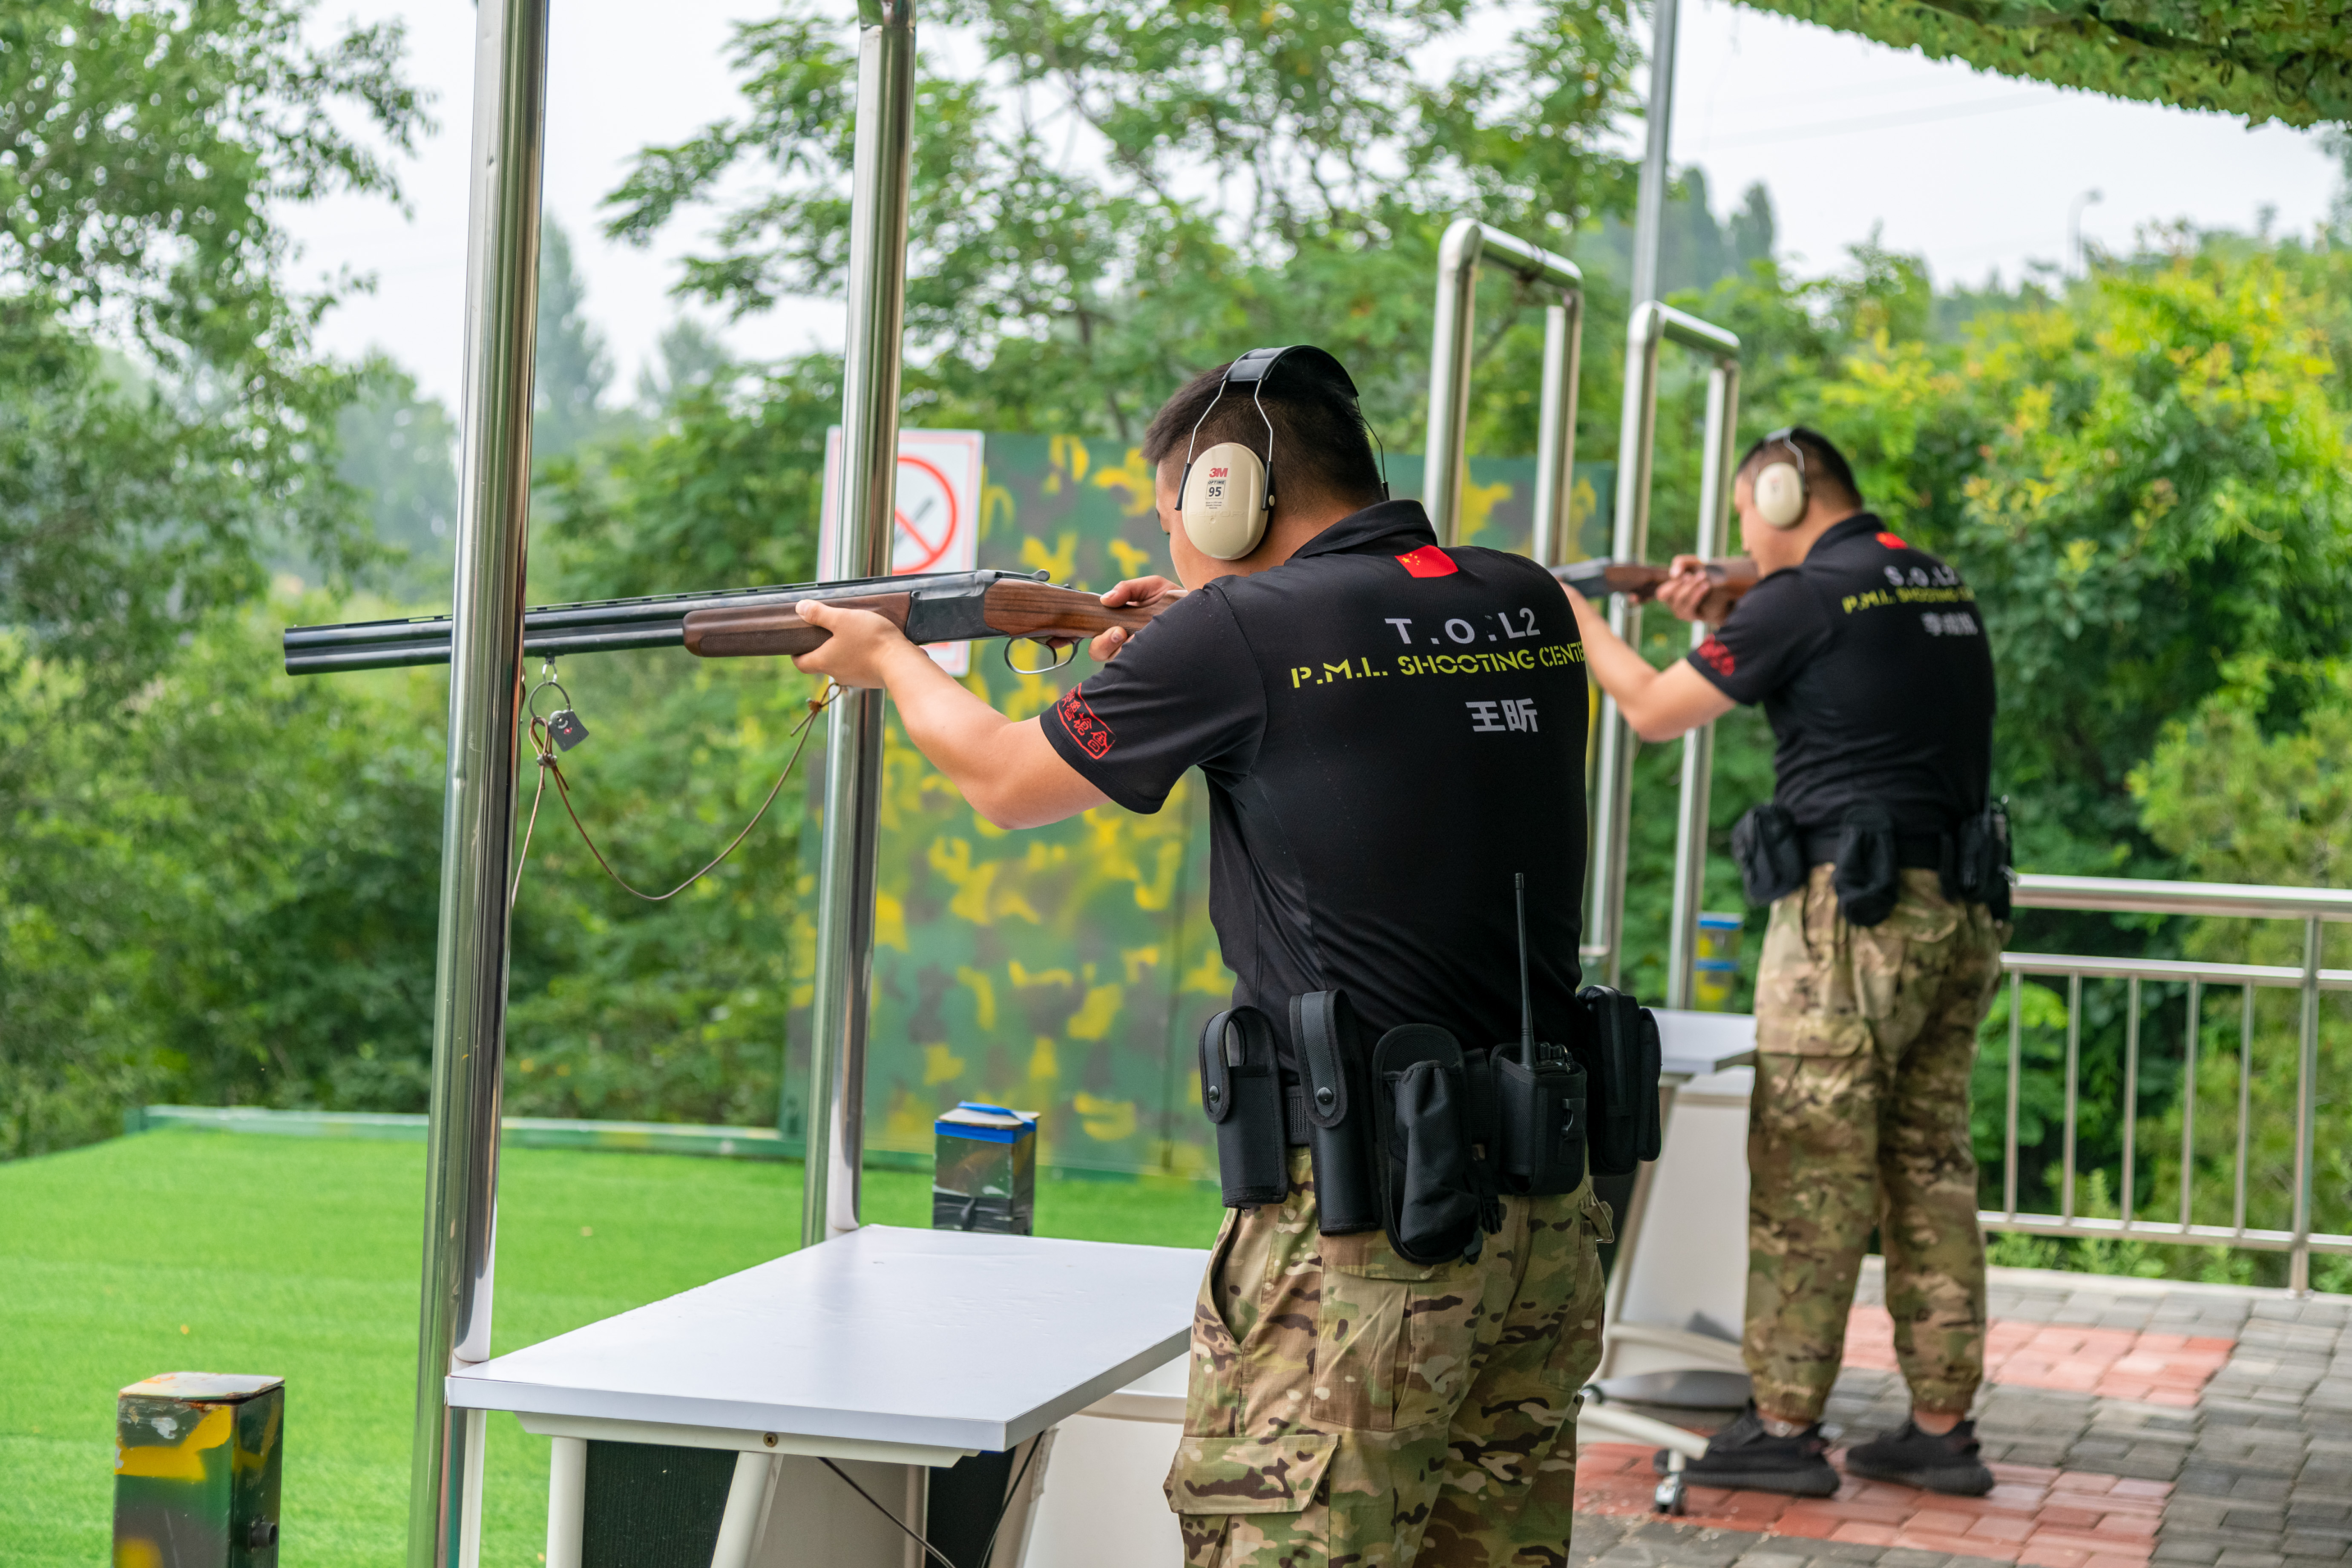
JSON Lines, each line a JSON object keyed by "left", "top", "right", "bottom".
{"left": 1731, "top": 801, "right": 1809, "bottom": 906}
{"left": 1290, "top": 991, "right": 1381, "bottom": 1234}
{"left": 1492, "top": 1039, "right": 1588, "bottom": 1195}
{"left": 1199, "top": 1007, "right": 1288, "bottom": 1208}
{"left": 1576, "top": 986, "right": 1662, "bottom": 1176}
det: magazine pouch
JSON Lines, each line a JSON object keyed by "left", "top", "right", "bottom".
{"left": 1731, "top": 800, "right": 1809, "bottom": 906}
{"left": 1832, "top": 803, "right": 1901, "bottom": 928}
{"left": 1952, "top": 799, "right": 2014, "bottom": 920}
{"left": 1199, "top": 1007, "right": 1288, "bottom": 1208}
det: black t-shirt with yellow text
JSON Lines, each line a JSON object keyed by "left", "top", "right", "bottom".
{"left": 1043, "top": 500, "right": 1589, "bottom": 1068}
{"left": 1685, "top": 511, "right": 1995, "bottom": 834}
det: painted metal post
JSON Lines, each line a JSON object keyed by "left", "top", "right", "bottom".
{"left": 2291, "top": 915, "right": 2322, "bottom": 1293}
{"left": 802, "top": 0, "right": 917, "bottom": 1249}
{"left": 1629, "top": 0, "right": 1681, "bottom": 307}
{"left": 1663, "top": 357, "right": 1739, "bottom": 1009}
{"left": 408, "top": 0, "right": 548, "bottom": 1560}
{"left": 1421, "top": 219, "right": 1584, "bottom": 550}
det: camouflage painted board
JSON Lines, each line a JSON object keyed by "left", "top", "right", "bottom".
{"left": 1745, "top": 865, "right": 2007, "bottom": 1424}
{"left": 115, "top": 1371, "right": 285, "bottom": 1568}
{"left": 788, "top": 437, "right": 1616, "bottom": 1182}
{"left": 1167, "top": 1148, "right": 1610, "bottom": 1567}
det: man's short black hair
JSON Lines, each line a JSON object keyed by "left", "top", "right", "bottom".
{"left": 1737, "top": 425, "right": 1862, "bottom": 508}
{"left": 1141, "top": 353, "right": 1386, "bottom": 509}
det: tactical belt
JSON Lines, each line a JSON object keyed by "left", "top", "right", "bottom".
{"left": 1200, "top": 986, "right": 1663, "bottom": 1265}
{"left": 1800, "top": 828, "right": 1949, "bottom": 870}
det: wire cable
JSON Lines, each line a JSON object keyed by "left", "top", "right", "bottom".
{"left": 819, "top": 1459, "right": 958, "bottom": 1568}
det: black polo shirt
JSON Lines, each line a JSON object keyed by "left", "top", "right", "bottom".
{"left": 1685, "top": 511, "right": 1996, "bottom": 834}
{"left": 1043, "top": 500, "right": 1589, "bottom": 1066}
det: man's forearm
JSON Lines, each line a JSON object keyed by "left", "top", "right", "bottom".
{"left": 1568, "top": 590, "right": 1666, "bottom": 709}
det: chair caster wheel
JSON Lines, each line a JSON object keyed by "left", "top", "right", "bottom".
{"left": 1653, "top": 1472, "right": 1688, "bottom": 1515}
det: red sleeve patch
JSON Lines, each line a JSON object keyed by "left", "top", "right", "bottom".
{"left": 1055, "top": 686, "right": 1114, "bottom": 760}
{"left": 1394, "top": 544, "right": 1459, "bottom": 578}
{"left": 1696, "top": 637, "right": 1736, "bottom": 677}
{"left": 1875, "top": 531, "right": 1909, "bottom": 551}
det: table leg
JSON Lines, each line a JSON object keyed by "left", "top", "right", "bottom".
{"left": 545, "top": 1436, "right": 587, "bottom": 1568}
{"left": 903, "top": 1464, "right": 929, "bottom": 1568}
{"left": 458, "top": 1408, "right": 487, "bottom": 1568}
{"left": 710, "top": 1453, "right": 776, "bottom": 1568}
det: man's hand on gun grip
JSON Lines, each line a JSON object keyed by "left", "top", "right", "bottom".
{"left": 1088, "top": 576, "right": 1186, "bottom": 662}
{"left": 1653, "top": 555, "right": 1717, "bottom": 624}
{"left": 792, "top": 600, "right": 918, "bottom": 689}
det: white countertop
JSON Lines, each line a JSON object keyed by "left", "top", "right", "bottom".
{"left": 447, "top": 1225, "right": 1207, "bottom": 1456}
{"left": 1651, "top": 1008, "right": 1758, "bottom": 1080}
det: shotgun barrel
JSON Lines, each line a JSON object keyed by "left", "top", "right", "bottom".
{"left": 280, "top": 568, "right": 1164, "bottom": 676}
{"left": 1552, "top": 556, "right": 1759, "bottom": 621}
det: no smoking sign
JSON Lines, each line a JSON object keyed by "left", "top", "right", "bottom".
{"left": 819, "top": 428, "right": 986, "bottom": 674}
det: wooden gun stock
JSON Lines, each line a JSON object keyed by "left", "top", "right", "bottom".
{"left": 681, "top": 578, "right": 1165, "bottom": 659}
{"left": 1553, "top": 556, "right": 1760, "bottom": 623}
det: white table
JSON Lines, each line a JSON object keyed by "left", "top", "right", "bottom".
{"left": 449, "top": 1226, "right": 1206, "bottom": 1568}
{"left": 1575, "top": 1010, "right": 1759, "bottom": 1507}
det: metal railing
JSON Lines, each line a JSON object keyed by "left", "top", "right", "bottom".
{"left": 1990, "top": 874, "right": 2352, "bottom": 1292}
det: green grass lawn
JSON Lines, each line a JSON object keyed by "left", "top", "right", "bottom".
{"left": 0, "top": 1129, "right": 1223, "bottom": 1568}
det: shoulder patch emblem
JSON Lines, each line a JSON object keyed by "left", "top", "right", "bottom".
{"left": 1696, "top": 637, "right": 1736, "bottom": 677}
{"left": 1395, "top": 544, "right": 1458, "bottom": 578}
{"left": 1875, "top": 530, "right": 1909, "bottom": 551}
{"left": 1055, "top": 686, "right": 1114, "bottom": 760}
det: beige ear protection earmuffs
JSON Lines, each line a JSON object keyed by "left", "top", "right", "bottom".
{"left": 1176, "top": 345, "right": 1387, "bottom": 561}
{"left": 1753, "top": 426, "right": 1811, "bottom": 529}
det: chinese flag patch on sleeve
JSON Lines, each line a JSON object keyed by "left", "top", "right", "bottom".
{"left": 1055, "top": 686, "right": 1114, "bottom": 760}
{"left": 1875, "top": 530, "right": 1910, "bottom": 551}
{"left": 1395, "top": 544, "right": 1459, "bottom": 578}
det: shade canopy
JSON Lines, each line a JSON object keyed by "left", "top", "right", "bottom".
{"left": 1740, "top": 1, "right": 2350, "bottom": 127}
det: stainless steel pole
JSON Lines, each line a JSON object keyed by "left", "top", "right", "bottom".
{"left": 2291, "top": 915, "right": 2322, "bottom": 1293}
{"left": 1629, "top": 0, "right": 1681, "bottom": 308}
{"left": 1664, "top": 359, "right": 1739, "bottom": 1008}
{"left": 1423, "top": 219, "right": 1483, "bottom": 544}
{"left": 1584, "top": 303, "right": 1664, "bottom": 981}
{"left": 1529, "top": 295, "right": 1584, "bottom": 568}
{"left": 407, "top": 0, "right": 548, "bottom": 1560}
{"left": 802, "top": 0, "right": 916, "bottom": 1249}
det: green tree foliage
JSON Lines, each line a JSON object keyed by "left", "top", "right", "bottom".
{"left": 533, "top": 219, "right": 619, "bottom": 460}
{"left": 1738, "top": 0, "right": 2352, "bottom": 128}
{"left": 336, "top": 356, "right": 458, "bottom": 599}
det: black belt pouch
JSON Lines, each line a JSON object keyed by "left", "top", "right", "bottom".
{"left": 1576, "top": 986, "right": 1662, "bottom": 1176}
{"left": 1952, "top": 800, "right": 2013, "bottom": 919}
{"left": 1199, "top": 1007, "right": 1288, "bottom": 1208}
{"left": 1832, "top": 803, "right": 1901, "bottom": 927}
{"left": 1369, "top": 1024, "right": 1483, "bottom": 1265}
{"left": 1731, "top": 801, "right": 1809, "bottom": 906}
{"left": 1290, "top": 990, "right": 1381, "bottom": 1234}
{"left": 1493, "top": 1041, "right": 1588, "bottom": 1195}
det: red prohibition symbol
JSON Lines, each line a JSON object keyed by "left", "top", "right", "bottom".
{"left": 893, "top": 453, "right": 959, "bottom": 574}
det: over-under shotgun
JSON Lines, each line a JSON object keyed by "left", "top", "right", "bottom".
{"left": 1552, "top": 557, "right": 1759, "bottom": 624}
{"left": 281, "top": 569, "right": 1167, "bottom": 676}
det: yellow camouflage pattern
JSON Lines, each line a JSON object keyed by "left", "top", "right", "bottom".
{"left": 1168, "top": 1148, "right": 1609, "bottom": 1567}
{"left": 1745, "top": 864, "right": 2008, "bottom": 1424}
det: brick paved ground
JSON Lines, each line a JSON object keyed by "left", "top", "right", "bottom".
{"left": 1568, "top": 1265, "right": 2352, "bottom": 1568}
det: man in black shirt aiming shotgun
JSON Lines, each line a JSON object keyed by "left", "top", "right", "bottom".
{"left": 794, "top": 347, "right": 1616, "bottom": 1566}
{"left": 1564, "top": 427, "right": 2009, "bottom": 1499}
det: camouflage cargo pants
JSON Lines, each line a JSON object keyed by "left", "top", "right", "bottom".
{"left": 1746, "top": 865, "right": 2007, "bottom": 1425}
{"left": 1167, "top": 1148, "right": 1610, "bottom": 1568}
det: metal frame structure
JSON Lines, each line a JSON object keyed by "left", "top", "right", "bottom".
{"left": 1422, "top": 219, "right": 1584, "bottom": 559}
{"left": 1582, "top": 303, "right": 1740, "bottom": 1001}
{"left": 405, "top": 0, "right": 918, "bottom": 1559}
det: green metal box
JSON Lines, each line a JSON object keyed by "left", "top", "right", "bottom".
{"left": 115, "top": 1372, "right": 284, "bottom": 1568}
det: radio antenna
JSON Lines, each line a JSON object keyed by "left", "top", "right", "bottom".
{"left": 1515, "top": 873, "right": 1534, "bottom": 1053}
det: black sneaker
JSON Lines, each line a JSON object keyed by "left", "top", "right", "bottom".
{"left": 1652, "top": 1404, "right": 1839, "bottom": 1497}
{"left": 1843, "top": 1418, "right": 1995, "bottom": 1496}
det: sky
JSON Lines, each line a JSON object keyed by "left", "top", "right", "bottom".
{"left": 280, "top": 0, "right": 2345, "bottom": 413}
